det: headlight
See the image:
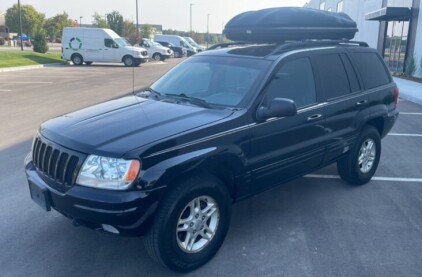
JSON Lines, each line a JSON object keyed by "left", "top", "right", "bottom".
{"left": 76, "top": 155, "right": 141, "bottom": 190}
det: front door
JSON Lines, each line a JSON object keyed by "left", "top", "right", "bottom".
{"left": 249, "top": 56, "right": 327, "bottom": 193}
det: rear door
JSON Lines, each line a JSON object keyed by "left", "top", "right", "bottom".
{"left": 249, "top": 54, "right": 327, "bottom": 193}
{"left": 313, "top": 48, "right": 367, "bottom": 164}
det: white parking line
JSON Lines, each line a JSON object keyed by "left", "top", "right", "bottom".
{"left": 0, "top": 89, "right": 12, "bottom": 92}
{"left": 388, "top": 133, "right": 422, "bottom": 137}
{"left": 1, "top": 81, "right": 53, "bottom": 84}
{"left": 305, "top": 174, "right": 422, "bottom": 183}
{"left": 400, "top": 112, "right": 422, "bottom": 115}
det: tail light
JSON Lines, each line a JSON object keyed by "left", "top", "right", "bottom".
{"left": 394, "top": 86, "right": 399, "bottom": 109}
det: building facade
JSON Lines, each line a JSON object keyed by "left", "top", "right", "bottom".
{"left": 305, "top": 0, "right": 422, "bottom": 77}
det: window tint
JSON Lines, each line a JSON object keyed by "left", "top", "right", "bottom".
{"left": 353, "top": 52, "right": 390, "bottom": 89}
{"left": 316, "top": 54, "right": 350, "bottom": 100}
{"left": 340, "top": 54, "right": 361, "bottom": 92}
{"left": 264, "top": 58, "right": 316, "bottom": 108}
{"left": 104, "top": 39, "right": 114, "bottom": 48}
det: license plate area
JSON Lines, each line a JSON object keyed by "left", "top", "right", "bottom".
{"left": 28, "top": 181, "right": 51, "bottom": 211}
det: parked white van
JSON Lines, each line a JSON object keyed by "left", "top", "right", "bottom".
{"left": 154, "top": 34, "right": 197, "bottom": 56}
{"left": 62, "top": 27, "right": 149, "bottom": 66}
{"left": 139, "top": 39, "right": 172, "bottom": 61}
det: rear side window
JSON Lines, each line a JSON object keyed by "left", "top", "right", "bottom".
{"left": 264, "top": 57, "right": 316, "bottom": 108}
{"left": 315, "top": 54, "right": 350, "bottom": 100}
{"left": 353, "top": 52, "right": 390, "bottom": 89}
{"left": 340, "top": 54, "right": 361, "bottom": 93}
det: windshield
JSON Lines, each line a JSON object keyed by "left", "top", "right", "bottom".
{"left": 185, "top": 37, "right": 199, "bottom": 47}
{"left": 150, "top": 56, "right": 271, "bottom": 107}
{"left": 114, "top": 38, "right": 129, "bottom": 47}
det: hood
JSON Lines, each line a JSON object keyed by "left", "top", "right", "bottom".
{"left": 40, "top": 96, "right": 233, "bottom": 157}
{"left": 125, "top": 45, "right": 147, "bottom": 52}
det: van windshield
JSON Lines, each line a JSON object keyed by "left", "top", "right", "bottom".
{"left": 149, "top": 56, "right": 271, "bottom": 108}
{"left": 114, "top": 38, "right": 129, "bottom": 47}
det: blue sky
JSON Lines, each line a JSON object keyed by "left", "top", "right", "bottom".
{"left": 1, "top": 0, "right": 308, "bottom": 33}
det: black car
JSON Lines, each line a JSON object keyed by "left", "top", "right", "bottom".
{"left": 156, "top": 41, "right": 186, "bottom": 58}
{"left": 25, "top": 8, "right": 399, "bottom": 273}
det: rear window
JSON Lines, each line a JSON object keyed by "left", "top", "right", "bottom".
{"left": 353, "top": 52, "right": 390, "bottom": 89}
{"left": 315, "top": 54, "right": 350, "bottom": 100}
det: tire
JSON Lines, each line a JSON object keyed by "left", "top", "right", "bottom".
{"left": 174, "top": 51, "right": 181, "bottom": 58}
{"left": 123, "top": 55, "right": 135, "bottom": 67}
{"left": 337, "top": 126, "right": 381, "bottom": 185}
{"left": 144, "top": 174, "right": 231, "bottom": 272}
{"left": 134, "top": 60, "right": 141, "bottom": 67}
{"left": 71, "top": 54, "right": 83, "bottom": 66}
{"left": 152, "top": 53, "right": 162, "bottom": 61}
{"left": 85, "top": 61, "right": 93, "bottom": 65}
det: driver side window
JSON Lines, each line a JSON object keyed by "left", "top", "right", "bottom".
{"left": 264, "top": 57, "right": 316, "bottom": 108}
{"left": 104, "top": 39, "right": 115, "bottom": 48}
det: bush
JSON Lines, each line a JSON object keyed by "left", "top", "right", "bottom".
{"left": 404, "top": 55, "right": 416, "bottom": 76}
{"left": 0, "top": 37, "right": 5, "bottom": 45}
{"left": 32, "top": 28, "right": 49, "bottom": 53}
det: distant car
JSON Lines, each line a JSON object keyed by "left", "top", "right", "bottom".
{"left": 154, "top": 34, "right": 197, "bottom": 57}
{"left": 139, "top": 39, "right": 172, "bottom": 61}
{"left": 155, "top": 41, "right": 186, "bottom": 58}
{"left": 183, "top": 37, "right": 205, "bottom": 52}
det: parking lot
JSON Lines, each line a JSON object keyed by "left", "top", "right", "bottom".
{"left": 1, "top": 62, "right": 422, "bottom": 277}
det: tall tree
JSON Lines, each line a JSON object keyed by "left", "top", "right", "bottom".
{"left": 106, "top": 11, "right": 123, "bottom": 35}
{"left": 141, "top": 24, "right": 153, "bottom": 39}
{"left": 122, "top": 20, "right": 137, "bottom": 45}
{"left": 5, "top": 4, "right": 45, "bottom": 36}
{"left": 45, "top": 12, "right": 72, "bottom": 42}
{"left": 92, "top": 13, "right": 108, "bottom": 28}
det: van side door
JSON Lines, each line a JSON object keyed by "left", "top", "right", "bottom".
{"left": 249, "top": 55, "right": 327, "bottom": 193}
{"left": 103, "top": 38, "right": 121, "bottom": 62}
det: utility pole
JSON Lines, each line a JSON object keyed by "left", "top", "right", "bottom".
{"left": 190, "top": 3, "right": 194, "bottom": 33}
{"left": 18, "top": 0, "right": 23, "bottom": 51}
{"left": 207, "top": 14, "right": 210, "bottom": 48}
{"left": 136, "top": 0, "right": 140, "bottom": 42}
{"left": 79, "top": 16, "right": 82, "bottom": 27}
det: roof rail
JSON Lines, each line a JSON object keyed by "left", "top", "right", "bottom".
{"left": 207, "top": 40, "right": 369, "bottom": 54}
{"left": 268, "top": 40, "right": 369, "bottom": 56}
{"left": 207, "top": 42, "right": 266, "bottom": 50}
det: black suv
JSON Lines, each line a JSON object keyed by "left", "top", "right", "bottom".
{"left": 156, "top": 41, "right": 186, "bottom": 58}
{"left": 25, "top": 40, "right": 399, "bottom": 272}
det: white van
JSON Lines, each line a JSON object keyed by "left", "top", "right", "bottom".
{"left": 62, "top": 27, "right": 149, "bottom": 66}
{"left": 139, "top": 39, "right": 172, "bottom": 61}
{"left": 183, "top": 37, "right": 206, "bottom": 52}
{"left": 154, "top": 34, "right": 197, "bottom": 56}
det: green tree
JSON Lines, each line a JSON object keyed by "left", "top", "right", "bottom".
{"left": 32, "top": 25, "right": 49, "bottom": 53}
{"left": 122, "top": 20, "right": 138, "bottom": 45}
{"left": 5, "top": 4, "right": 45, "bottom": 36}
{"left": 92, "top": 13, "right": 108, "bottom": 28}
{"left": 106, "top": 11, "right": 123, "bottom": 35}
{"left": 45, "top": 12, "right": 72, "bottom": 42}
{"left": 141, "top": 24, "right": 153, "bottom": 39}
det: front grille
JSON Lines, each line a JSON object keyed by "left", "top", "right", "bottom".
{"left": 32, "top": 136, "right": 86, "bottom": 192}
{"left": 142, "top": 51, "right": 148, "bottom": 56}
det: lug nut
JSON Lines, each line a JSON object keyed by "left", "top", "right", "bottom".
{"left": 195, "top": 214, "right": 199, "bottom": 218}
{"left": 190, "top": 223, "right": 194, "bottom": 227}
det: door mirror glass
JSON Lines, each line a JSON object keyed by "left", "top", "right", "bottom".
{"left": 257, "top": 97, "right": 297, "bottom": 121}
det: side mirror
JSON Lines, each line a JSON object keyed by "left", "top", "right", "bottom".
{"left": 257, "top": 98, "right": 297, "bottom": 121}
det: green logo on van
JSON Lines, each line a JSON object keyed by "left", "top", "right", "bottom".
{"left": 69, "top": 37, "right": 82, "bottom": 50}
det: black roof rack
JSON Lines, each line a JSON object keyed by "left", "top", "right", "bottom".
{"left": 207, "top": 40, "right": 368, "bottom": 55}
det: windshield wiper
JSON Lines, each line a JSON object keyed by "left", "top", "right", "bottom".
{"left": 164, "top": 93, "right": 212, "bottom": 108}
{"left": 137, "top": 88, "right": 162, "bottom": 99}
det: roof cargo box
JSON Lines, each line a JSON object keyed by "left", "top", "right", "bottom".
{"left": 223, "top": 7, "right": 358, "bottom": 42}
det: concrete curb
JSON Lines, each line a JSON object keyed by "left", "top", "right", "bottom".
{"left": 393, "top": 77, "right": 422, "bottom": 106}
{"left": 0, "top": 63, "right": 68, "bottom": 73}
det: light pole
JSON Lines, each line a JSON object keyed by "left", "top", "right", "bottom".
{"left": 18, "top": 0, "right": 23, "bottom": 51}
{"left": 207, "top": 14, "right": 211, "bottom": 48}
{"left": 79, "top": 16, "right": 82, "bottom": 27}
{"left": 136, "top": 0, "right": 140, "bottom": 41}
{"left": 190, "top": 3, "right": 194, "bottom": 33}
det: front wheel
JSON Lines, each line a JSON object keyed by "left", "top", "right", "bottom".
{"left": 152, "top": 53, "right": 162, "bottom": 61}
{"left": 123, "top": 55, "right": 135, "bottom": 67}
{"left": 144, "top": 175, "right": 231, "bottom": 272}
{"left": 337, "top": 126, "right": 381, "bottom": 185}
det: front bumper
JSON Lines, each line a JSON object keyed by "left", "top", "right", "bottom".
{"left": 25, "top": 160, "right": 164, "bottom": 236}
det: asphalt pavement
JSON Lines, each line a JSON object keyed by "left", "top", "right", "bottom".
{"left": 1, "top": 61, "right": 422, "bottom": 277}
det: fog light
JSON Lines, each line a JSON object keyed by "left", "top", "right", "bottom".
{"left": 102, "top": 224, "right": 120, "bottom": 234}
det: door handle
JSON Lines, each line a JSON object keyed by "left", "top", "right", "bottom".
{"left": 307, "top": 114, "right": 323, "bottom": 122}
{"left": 356, "top": 100, "right": 368, "bottom": 106}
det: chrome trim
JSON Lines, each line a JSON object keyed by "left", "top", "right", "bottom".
{"left": 143, "top": 124, "right": 253, "bottom": 158}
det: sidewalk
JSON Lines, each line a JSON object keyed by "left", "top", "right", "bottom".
{"left": 393, "top": 77, "right": 422, "bottom": 105}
